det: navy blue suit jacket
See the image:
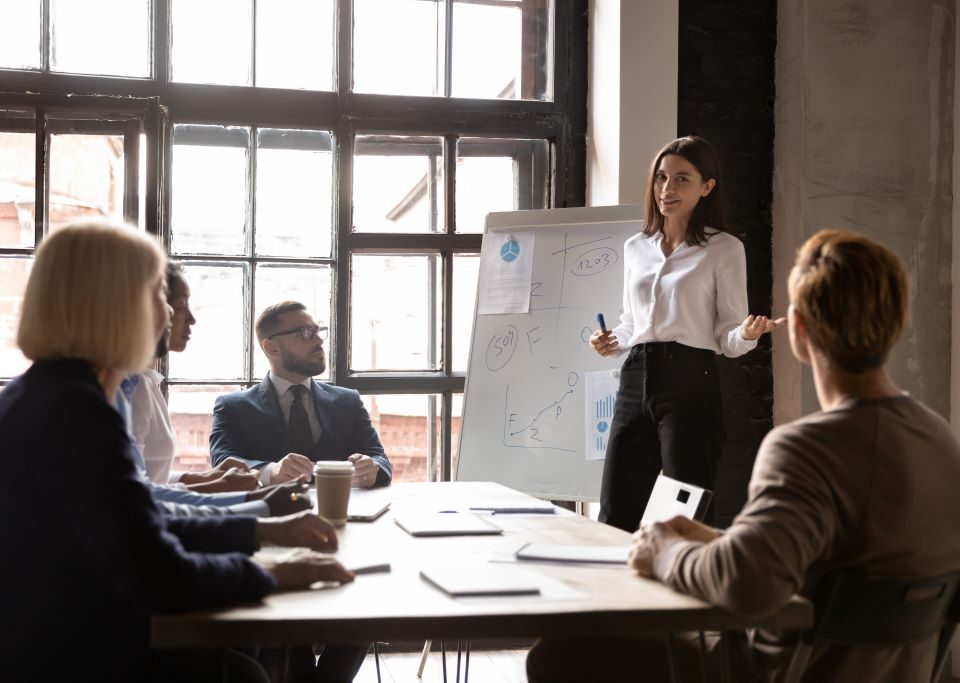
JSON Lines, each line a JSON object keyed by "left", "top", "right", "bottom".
{"left": 209, "top": 376, "right": 392, "bottom": 486}
{"left": 0, "top": 359, "right": 275, "bottom": 680}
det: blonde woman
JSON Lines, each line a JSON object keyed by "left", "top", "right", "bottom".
{"left": 0, "top": 221, "right": 352, "bottom": 682}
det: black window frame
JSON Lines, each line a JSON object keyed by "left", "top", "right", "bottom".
{"left": 0, "top": 0, "right": 587, "bottom": 482}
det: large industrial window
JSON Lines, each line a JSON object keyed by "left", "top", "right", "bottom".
{"left": 0, "top": 0, "right": 586, "bottom": 482}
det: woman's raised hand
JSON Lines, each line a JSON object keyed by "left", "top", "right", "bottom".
{"left": 740, "top": 314, "right": 787, "bottom": 341}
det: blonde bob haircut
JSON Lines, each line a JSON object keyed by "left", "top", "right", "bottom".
{"left": 17, "top": 220, "right": 165, "bottom": 374}
{"left": 788, "top": 230, "right": 908, "bottom": 373}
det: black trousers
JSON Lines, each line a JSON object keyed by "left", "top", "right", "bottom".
{"left": 599, "top": 342, "right": 723, "bottom": 532}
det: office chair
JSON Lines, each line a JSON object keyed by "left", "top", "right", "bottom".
{"left": 931, "top": 585, "right": 960, "bottom": 683}
{"left": 783, "top": 570, "right": 960, "bottom": 683}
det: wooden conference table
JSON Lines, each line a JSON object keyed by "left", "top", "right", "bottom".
{"left": 151, "top": 482, "right": 812, "bottom": 649}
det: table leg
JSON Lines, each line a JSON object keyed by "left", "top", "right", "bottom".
{"left": 665, "top": 634, "right": 680, "bottom": 683}
{"left": 441, "top": 639, "right": 448, "bottom": 683}
{"left": 417, "top": 640, "right": 431, "bottom": 678}
{"left": 697, "top": 631, "right": 710, "bottom": 683}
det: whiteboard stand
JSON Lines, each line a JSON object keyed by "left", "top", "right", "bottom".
{"left": 456, "top": 205, "right": 644, "bottom": 503}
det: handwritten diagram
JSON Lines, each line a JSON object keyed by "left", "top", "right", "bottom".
{"left": 502, "top": 372, "right": 579, "bottom": 452}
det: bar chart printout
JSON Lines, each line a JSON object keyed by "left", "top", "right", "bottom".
{"left": 584, "top": 370, "right": 619, "bottom": 461}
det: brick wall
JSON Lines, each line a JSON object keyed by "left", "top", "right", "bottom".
{"left": 170, "top": 411, "right": 462, "bottom": 482}
{"left": 678, "top": 0, "right": 777, "bottom": 525}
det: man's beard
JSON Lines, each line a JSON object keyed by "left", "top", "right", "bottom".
{"left": 280, "top": 346, "right": 325, "bottom": 377}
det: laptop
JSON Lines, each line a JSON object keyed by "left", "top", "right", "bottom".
{"left": 420, "top": 566, "right": 541, "bottom": 597}
{"left": 394, "top": 512, "right": 503, "bottom": 537}
{"left": 346, "top": 497, "right": 390, "bottom": 522}
{"left": 639, "top": 474, "right": 713, "bottom": 527}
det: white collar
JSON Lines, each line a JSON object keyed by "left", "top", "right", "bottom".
{"left": 268, "top": 371, "right": 312, "bottom": 398}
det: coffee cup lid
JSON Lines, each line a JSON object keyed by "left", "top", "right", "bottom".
{"left": 313, "top": 461, "right": 355, "bottom": 474}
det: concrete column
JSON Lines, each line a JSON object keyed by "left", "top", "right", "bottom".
{"left": 774, "top": 0, "right": 955, "bottom": 422}
{"left": 587, "top": 0, "right": 678, "bottom": 206}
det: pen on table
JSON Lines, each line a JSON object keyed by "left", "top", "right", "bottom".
{"left": 597, "top": 313, "right": 607, "bottom": 333}
{"left": 469, "top": 507, "right": 557, "bottom": 515}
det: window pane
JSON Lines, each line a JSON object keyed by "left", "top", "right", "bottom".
{"left": 168, "top": 263, "right": 247, "bottom": 381}
{"left": 49, "top": 132, "right": 125, "bottom": 232}
{"left": 255, "top": 129, "right": 333, "bottom": 257}
{"left": 168, "top": 384, "right": 242, "bottom": 473}
{"left": 0, "top": 129, "right": 36, "bottom": 248}
{"left": 253, "top": 264, "right": 332, "bottom": 380}
{"left": 452, "top": 0, "right": 553, "bottom": 101}
{"left": 51, "top": 0, "right": 150, "bottom": 77}
{"left": 256, "top": 0, "right": 333, "bottom": 91}
{"left": 361, "top": 394, "right": 437, "bottom": 483}
{"left": 0, "top": 0, "right": 41, "bottom": 70}
{"left": 0, "top": 257, "right": 31, "bottom": 379}
{"left": 353, "top": 0, "right": 444, "bottom": 96}
{"left": 352, "top": 255, "right": 439, "bottom": 371}
{"left": 455, "top": 137, "right": 548, "bottom": 232}
{"left": 171, "top": 127, "right": 249, "bottom": 256}
{"left": 452, "top": 254, "right": 479, "bottom": 372}
{"left": 353, "top": 136, "right": 443, "bottom": 233}
{"left": 171, "top": 0, "right": 252, "bottom": 86}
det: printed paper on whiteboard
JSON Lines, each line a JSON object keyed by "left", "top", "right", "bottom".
{"left": 584, "top": 370, "right": 619, "bottom": 460}
{"left": 477, "top": 231, "right": 535, "bottom": 314}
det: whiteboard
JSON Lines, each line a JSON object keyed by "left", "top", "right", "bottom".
{"left": 456, "top": 206, "right": 643, "bottom": 501}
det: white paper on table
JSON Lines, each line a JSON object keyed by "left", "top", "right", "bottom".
{"left": 584, "top": 369, "right": 620, "bottom": 461}
{"left": 477, "top": 231, "right": 535, "bottom": 314}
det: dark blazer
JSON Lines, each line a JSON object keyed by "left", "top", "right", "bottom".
{"left": 0, "top": 359, "right": 275, "bottom": 680}
{"left": 209, "top": 375, "right": 392, "bottom": 486}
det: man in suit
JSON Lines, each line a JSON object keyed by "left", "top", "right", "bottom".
{"left": 210, "top": 301, "right": 391, "bottom": 489}
{"left": 210, "top": 300, "right": 386, "bottom": 682}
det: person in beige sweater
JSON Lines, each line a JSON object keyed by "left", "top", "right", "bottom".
{"left": 527, "top": 230, "right": 960, "bottom": 682}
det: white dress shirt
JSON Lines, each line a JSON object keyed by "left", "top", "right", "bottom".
{"left": 130, "top": 369, "right": 178, "bottom": 484}
{"left": 610, "top": 229, "right": 757, "bottom": 358}
{"left": 258, "top": 371, "right": 323, "bottom": 485}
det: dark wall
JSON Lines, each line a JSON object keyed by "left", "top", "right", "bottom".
{"left": 677, "top": 0, "right": 778, "bottom": 526}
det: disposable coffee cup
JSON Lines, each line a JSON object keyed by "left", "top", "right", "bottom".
{"left": 314, "top": 461, "right": 354, "bottom": 528}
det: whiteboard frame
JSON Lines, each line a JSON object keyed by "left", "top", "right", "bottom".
{"left": 455, "top": 205, "right": 644, "bottom": 501}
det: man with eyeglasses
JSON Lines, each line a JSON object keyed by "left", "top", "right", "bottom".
{"left": 210, "top": 304, "right": 379, "bottom": 683}
{"left": 210, "top": 300, "right": 392, "bottom": 490}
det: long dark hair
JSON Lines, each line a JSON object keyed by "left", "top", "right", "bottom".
{"left": 642, "top": 136, "right": 726, "bottom": 246}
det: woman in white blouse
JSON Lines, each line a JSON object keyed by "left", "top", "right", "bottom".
{"left": 590, "top": 136, "right": 782, "bottom": 532}
{"left": 131, "top": 262, "right": 259, "bottom": 491}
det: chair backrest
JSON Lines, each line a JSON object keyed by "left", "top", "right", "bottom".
{"left": 785, "top": 570, "right": 960, "bottom": 683}
{"left": 931, "top": 584, "right": 960, "bottom": 683}
{"left": 806, "top": 570, "right": 960, "bottom": 646}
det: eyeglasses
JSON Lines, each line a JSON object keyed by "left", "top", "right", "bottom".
{"left": 267, "top": 325, "right": 328, "bottom": 342}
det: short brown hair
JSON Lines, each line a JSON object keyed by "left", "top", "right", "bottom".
{"left": 18, "top": 220, "right": 165, "bottom": 373}
{"left": 642, "top": 136, "right": 726, "bottom": 246}
{"left": 788, "top": 230, "right": 908, "bottom": 373}
{"left": 255, "top": 301, "right": 307, "bottom": 342}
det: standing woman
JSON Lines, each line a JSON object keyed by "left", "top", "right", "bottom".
{"left": 591, "top": 136, "right": 781, "bottom": 532}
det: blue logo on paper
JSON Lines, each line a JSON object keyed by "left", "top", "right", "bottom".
{"left": 597, "top": 421, "right": 608, "bottom": 433}
{"left": 501, "top": 238, "right": 520, "bottom": 263}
